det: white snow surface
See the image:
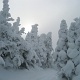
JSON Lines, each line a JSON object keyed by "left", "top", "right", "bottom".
{"left": 0, "top": 56, "right": 5, "bottom": 66}
{"left": 58, "top": 50, "right": 67, "bottom": 60}
{"left": 68, "top": 48, "right": 79, "bottom": 59}
{"left": 73, "top": 75, "right": 80, "bottom": 80}
{"left": 0, "top": 67, "right": 59, "bottom": 80}
{"left": 68, "top": 42, "right": 75, "bottom": 49}
{"left": 75, "top": 64, "right": 80, "bottom": 75}
{"left": 60, "top": 60, "right": 74, "bottom": 78}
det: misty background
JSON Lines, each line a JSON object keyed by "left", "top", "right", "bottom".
{"left": 0, "top": 0, "right": 80, "bottom": 49}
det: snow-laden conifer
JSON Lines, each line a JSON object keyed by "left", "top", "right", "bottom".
{"left": 54, "top": 20, "right": 68, "bottom": 69}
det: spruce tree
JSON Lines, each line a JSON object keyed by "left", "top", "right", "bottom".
{"left": 59, "top": 18, "right": 80, "bottom": 80}
{"left": 54, "top": 20, "right": 68, "bottom": 69}
{"left": 45, "top": 32, "right": 53, "bottom": 68}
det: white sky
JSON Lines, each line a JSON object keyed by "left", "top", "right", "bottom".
{"left": 0, "top": 0, "right": 80, "bottom": 49}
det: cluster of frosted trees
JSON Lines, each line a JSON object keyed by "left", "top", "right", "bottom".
{"left": 1, "top": 0, "right": 80, "bottom": 80}
{"left": 0, "top": 0, "right": 53, "bottom": 69}
{"left": 54, "top": 18, "right": 80, "bottom": 80}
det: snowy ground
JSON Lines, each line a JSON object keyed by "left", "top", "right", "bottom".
{"left": 0, "top": 67, "right": 59, "bottom": 80}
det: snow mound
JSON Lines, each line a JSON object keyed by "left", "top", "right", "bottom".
{"left": 75, "top": 64, "right": 80, "bottom": 75}
{"left": 75, "top": 37, "right": 80, "bottom": 47}
{"left": 0, "top": 56, "right": 5, "bottom": 66}
{"left": 68, "top": 42, "right": 75, "bottom": 49}
{"left": 73, "top": 75, "right": 80, "bottom": 80}
{"left": 58, "top": 50, "right": 67, "bottom": 60}
{"left": 67, "top": 48, "right": 72, "bottom": 55}
{"left": 72, "top": 54, "right": 80, "bottom": 66}
{"left": 60, "top": 60, "right": 74, "bottom": 78}
{"left": 68, "top": 49, "right": 79, "bottom": 58}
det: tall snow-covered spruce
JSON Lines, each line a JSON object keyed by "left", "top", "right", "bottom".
{"left": 37, "top": 32, "right": 53, "bottom": 68}
{"left": 57, "top": 18, "right": 80, "bottom": 80}
{"left": 0, "top": 0, "right": 14, "bottom": 68}
{"left": 0, "top": 0, "right": 26, "bottom": 69}
{"left": 66, "top": 18, "right": 80, "bottom": 80}
{"left": 25, "top": 24, "right": 41, "bottom": 67}
{"left": 45, "top": 32, "right": 53, "bottom": 68}
{"left": 54, "top": 20, "right": 68, "bottom": 70}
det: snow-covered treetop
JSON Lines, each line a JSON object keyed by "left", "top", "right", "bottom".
{"left": 46, "top": 32, "right": 53, "bottom": 52}
{"left": 12, "top": 17, "right": 20, "bottom": 33}
{"left": 69, "top": 22, "right": 76, "bottom": 31}
{"left": 19, "top": 27, "right": 25, "bottom": 35}
{"left": 69, "top": 17, "right": 80, "bottom": 31}
{"left": 75, "top": 17, "right": 80, "bottom": 29}
{"left": 68, "top": 17, "right": 80, "bottom": 42}
{"left": 47, "top": 32, "right": 52, "bottom": 38}
{"left": 2, "top": 0, "right": 10, "bottom": 17}
{"left": 58, "top": 20, "right": 68, "bottom": 39}
{"left": 0, "top": 0, "right": 13, "bottom": 25}
{"left": 31, "top": 24, "right": 38, "bottom": 34}
{"left": 2, "top": 0, "right": 13, "bottom": 20}
{"left": 74, "top": 17, "right": 79, "bottom": 22}
{"left": 60, "top": 20, "right": 67, "bottom": 30}
{"left": 14, "top": 17, "right": 21, "bottom": 27}
{"left": 39, "top": 33, "right": 47, "bottom": 41}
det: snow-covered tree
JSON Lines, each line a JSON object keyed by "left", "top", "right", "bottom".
{"left": 12, "top": 17, "right": 20, "bottom": 34}
{"left": 0, "top": 0, "right": 26, "bottom": 69}
{"left": 25, "top": 24, "right": 41, "bottom": 67}
{"left": 55, "top": 20, "right": 68, "bottom": 52}
{"left": 58, "top": 18, "right": 80, "bottom": 80}
{"left": 54, "top": 20, "right": 68, "bottom": 69}
{"left": 30, "top": 24, "right": 38, "bottom": 51}
{"left": 0, "top": 0, "right": 14, "bottom": 68}
{"left": 25, "top": 25, "right": 53, "bottom": 68}
{"left": 37, "top": 32, "right": 53, "bottom": 68}
{"left": 0, "top": 0, "right": 14, "bottom": 22}
{"left": 45, "top": 32, "right": 53, "bottom": 68}
{"left": 38, "top": 33, "right": 47, "bottom": 67}
{"left": 0, "top": 0, "right": 54, "bottom": 69}
{"left": 12, "top": 17, "right": 25, "bottom": 35}
{"left": 0, "top": 0, "right": 14, "bottom": 41}
{"left": 67, "top": 18, "right": 80, "bottom": 79}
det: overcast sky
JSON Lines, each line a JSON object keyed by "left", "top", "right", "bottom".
{"left": 0, "top": 0, "right": 80, "bottom": 49}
